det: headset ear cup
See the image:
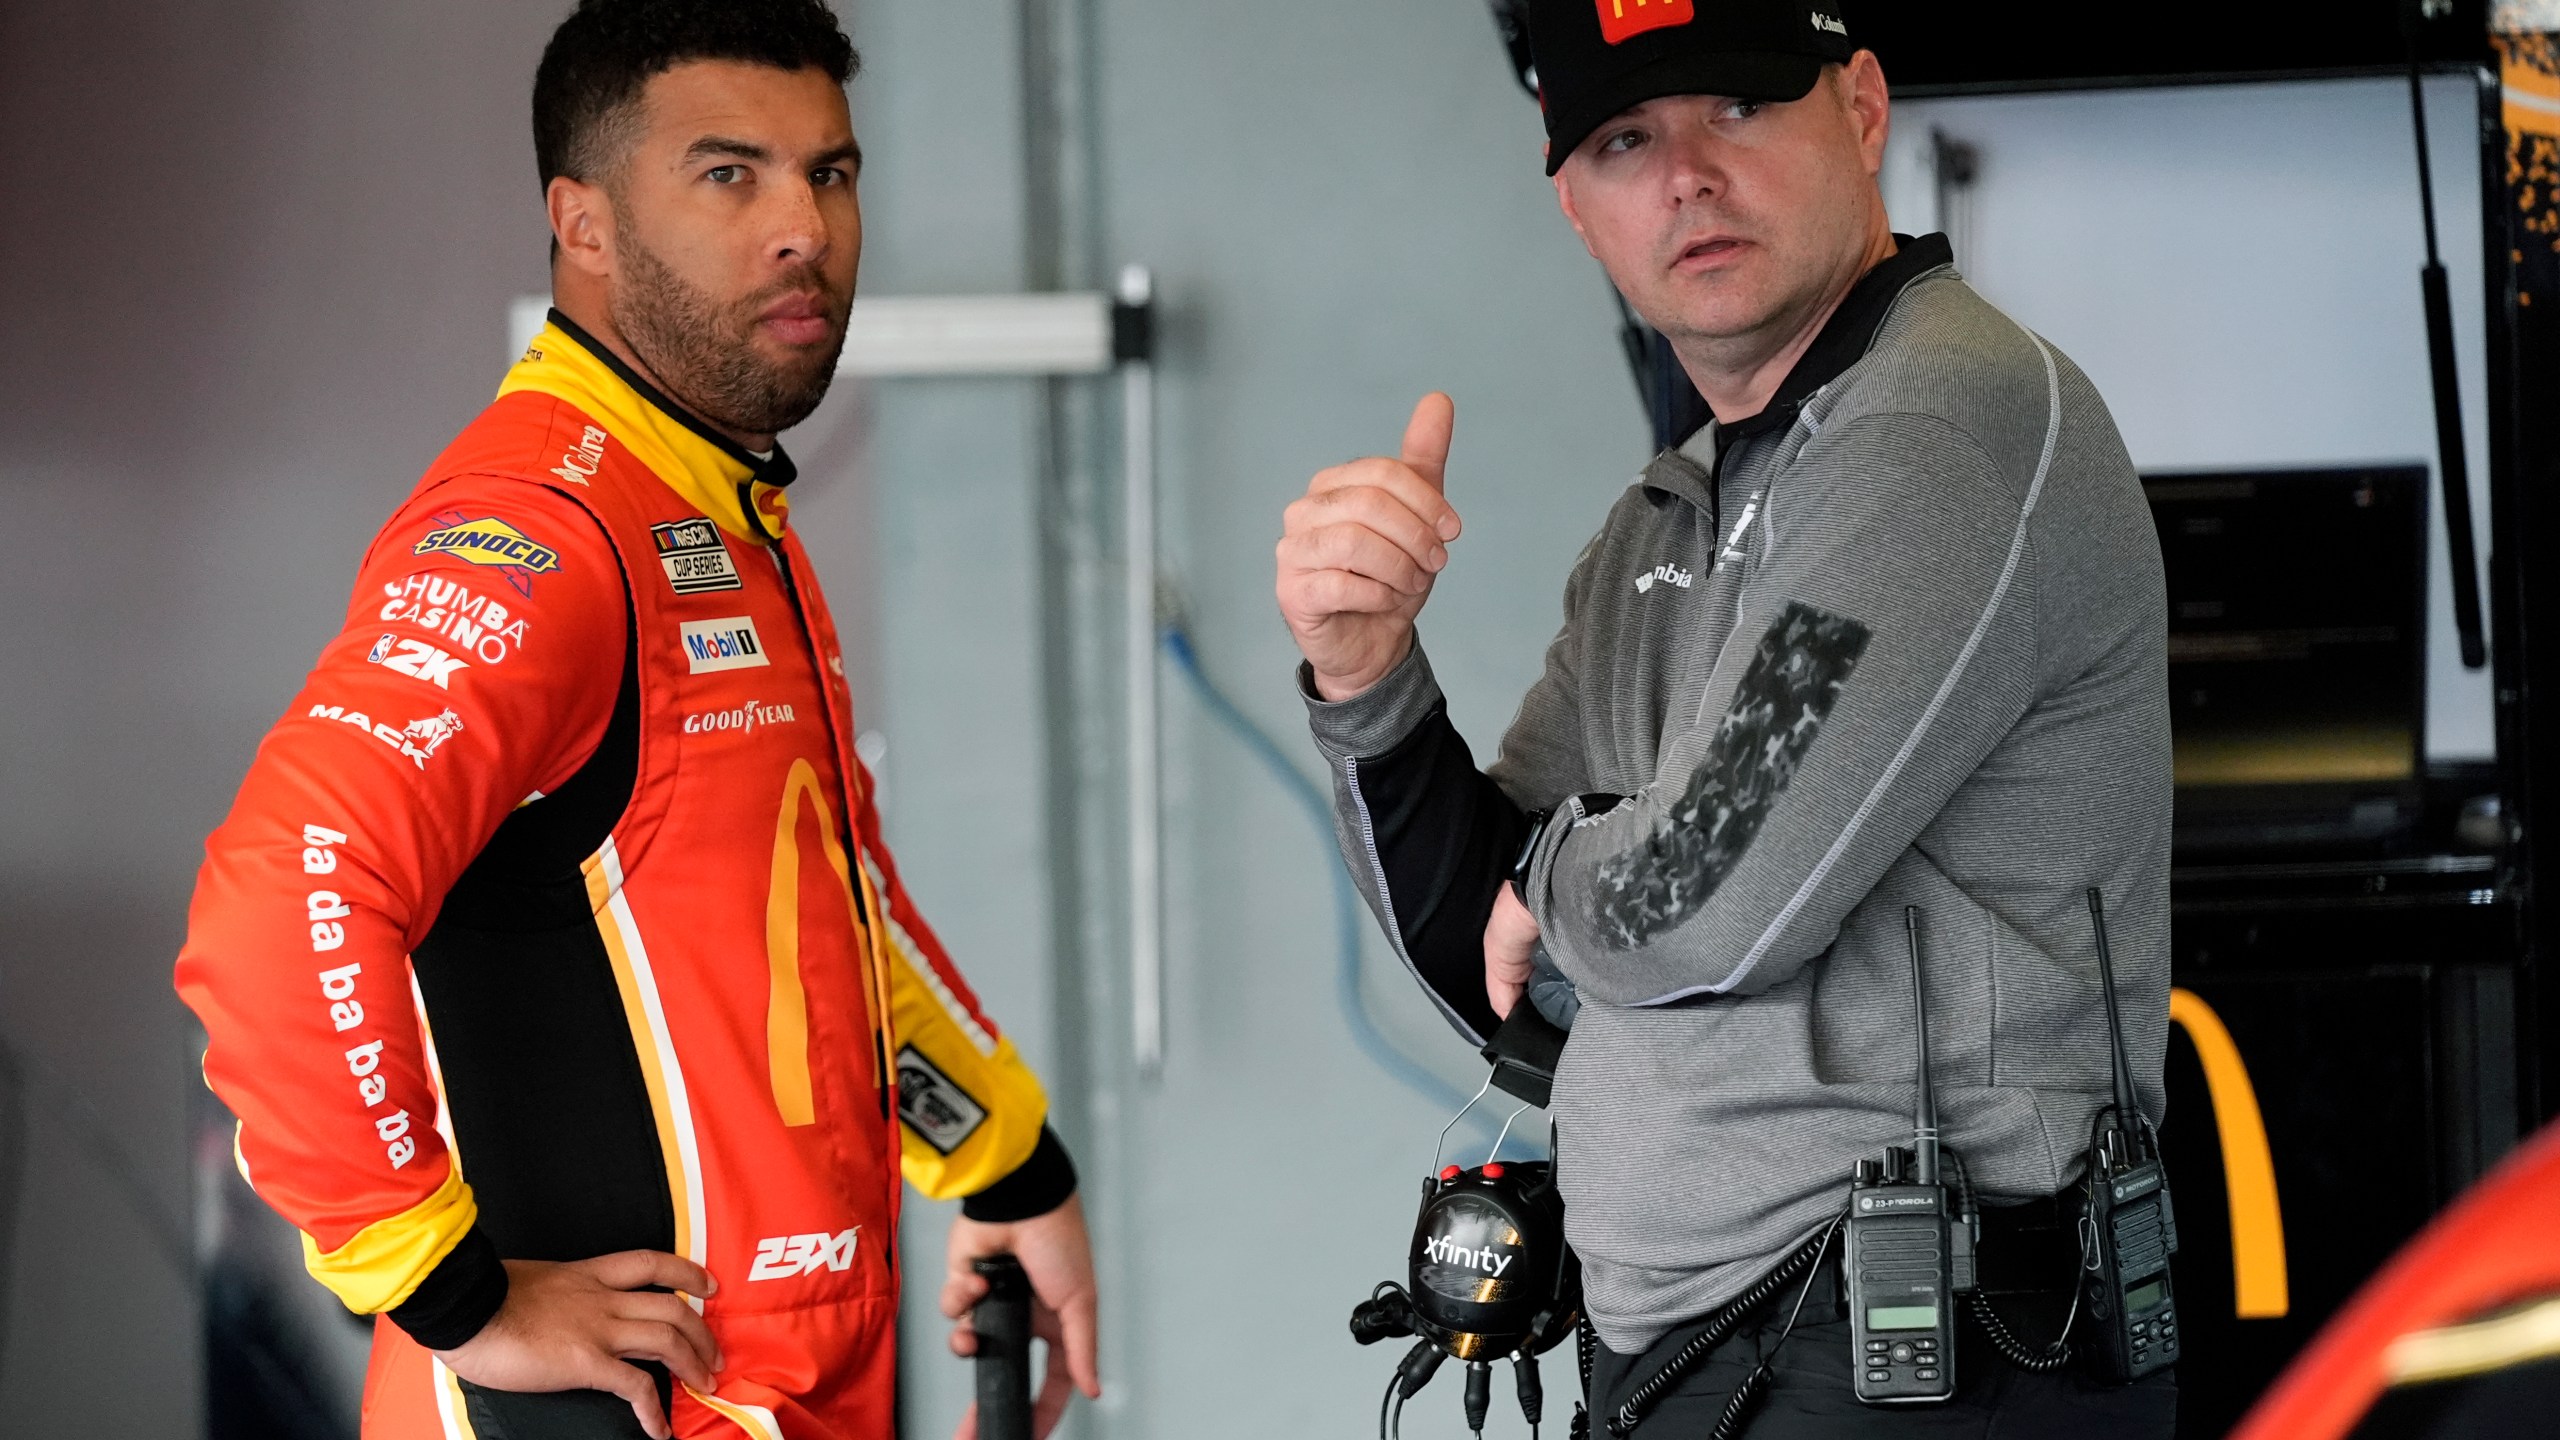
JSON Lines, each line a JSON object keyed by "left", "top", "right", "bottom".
{"left": 1409, "top": 1161, "right": 1574, "bottom": 1358}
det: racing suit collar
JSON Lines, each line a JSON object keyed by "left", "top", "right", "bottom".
{"left": 497, "top": 308, "right": 798, "bottom": 543}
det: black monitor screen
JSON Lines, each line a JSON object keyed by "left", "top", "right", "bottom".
{"left": 2145, "top": 467, "right": 2428, "bottom": 793}
{"left": 1846, "top": 0, "right": 2490, "bottom": 96}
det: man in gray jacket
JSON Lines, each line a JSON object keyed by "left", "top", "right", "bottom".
{"left": 1275, "top": 2, "right": 2173, "bottom": 1433}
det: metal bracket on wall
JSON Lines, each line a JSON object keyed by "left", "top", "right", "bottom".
{"left": 508, "top": 274, "right": 1168, "bottom": 1079}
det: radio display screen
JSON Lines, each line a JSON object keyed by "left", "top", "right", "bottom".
{"left": 1867, "top": 1305, "right": 1940, "bottom": 1331}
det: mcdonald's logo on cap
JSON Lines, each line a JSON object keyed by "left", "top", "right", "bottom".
{"left": 1596, "top": 0, "right": 1695, "bottom": 45}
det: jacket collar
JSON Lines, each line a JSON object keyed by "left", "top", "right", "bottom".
{"left": 497, "top": 308, "right": 798, "bottom": 543}
{"left": 1644, "top": 231, "right": 1954, "bottom": 507}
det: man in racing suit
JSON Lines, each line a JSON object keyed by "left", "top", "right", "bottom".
{"left": 172, "top": 4, "right": 1098, "bottom": 1437}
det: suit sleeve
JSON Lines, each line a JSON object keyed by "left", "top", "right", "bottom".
{"left": 174, "top": 477, "right": 628, "bottom": 1343}
{"left": 1528, "top": 413, "right": 2043, "bottom": 1004}
{"left": 848, "top": 761, "right": 1075, "bottom": 1219}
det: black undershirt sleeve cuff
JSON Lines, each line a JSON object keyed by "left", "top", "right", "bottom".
{"left": 385, "top": 1225, "right": 509, "bottom": 1351}
{"left": 961, "top": 1125, "right": 1079, "bottom": 1223}
{"left": 1355, "top": 701, "right": 1530, "bottom": 1042}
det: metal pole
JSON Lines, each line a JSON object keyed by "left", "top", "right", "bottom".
{"left": 1118, "top": 265, "right": 1163, "bottom": 1080}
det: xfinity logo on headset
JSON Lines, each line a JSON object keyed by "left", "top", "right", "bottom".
{"left": 1421, "top": 1234, "right": 1518, "bottom": 1276}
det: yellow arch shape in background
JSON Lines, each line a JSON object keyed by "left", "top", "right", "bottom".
{"left": 2169, "top": 986, "right": 2290, "bottom": 1318}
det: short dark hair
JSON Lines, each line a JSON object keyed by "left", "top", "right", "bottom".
{"left": 532, "top": 0, "right": 860, "bottom": 192}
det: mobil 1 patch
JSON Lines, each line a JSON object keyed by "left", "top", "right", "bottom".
{"left": 895, "top": 1046, "right": 988, "bottom": 1155}
{"left": 650, "top": 518, "right": 743, "bottom": 595}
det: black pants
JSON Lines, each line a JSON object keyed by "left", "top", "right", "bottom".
{"left": 1591, "top": 1276, "right": 2176, "bottom": 1439}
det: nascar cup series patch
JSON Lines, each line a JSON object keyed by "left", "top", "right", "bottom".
{"left": 412, "top": 514, "right": 562, "bottom": 597}
{"left": 651, "top": 518, "right": 743, "bottom": 595}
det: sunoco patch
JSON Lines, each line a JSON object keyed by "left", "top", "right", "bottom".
{"left": 651, "top": 518, "right": 743, "bottom": 595}
{"left": 411, "top": 513, "right": 561, "bottom": 597}
{"left": 895, "top": 1046, "right": 987, "bottom": 1155}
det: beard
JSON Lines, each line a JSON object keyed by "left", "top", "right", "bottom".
{"left": 608, "top": 218, "right": 848, "bottom": 439}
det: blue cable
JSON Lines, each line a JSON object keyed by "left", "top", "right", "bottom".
{"left": 1158, "top": 621, "right": 1495, "bottom": 1129}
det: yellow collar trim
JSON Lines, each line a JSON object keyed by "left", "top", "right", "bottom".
{"left": 497, "top": 318, "right": 791, "bottom": 542}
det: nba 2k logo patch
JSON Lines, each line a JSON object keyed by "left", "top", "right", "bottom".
{"left": 1596, "top": 0, "right": 1693, "bottom": 45}
{"left": 895, "top": 1046, "right": 988, "bottom": 1155}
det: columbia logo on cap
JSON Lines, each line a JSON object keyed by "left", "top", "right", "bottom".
{"left": 1595, "top": 0, "right": 1694, "bottom": 46}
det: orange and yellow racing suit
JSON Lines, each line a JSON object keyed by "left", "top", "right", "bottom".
{"left": 174, "top": 312, "right": 1071, "bottom": 1440}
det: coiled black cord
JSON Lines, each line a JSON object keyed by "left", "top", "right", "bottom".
{"left": 1608, "top": 1216, "right": 1845, "bottom": 1437}
{"left": 1947, "top": 1148, "right": 2081, "bottom": 1372}
{"left": 1967, "top": 1290, "right": 2075, "bottom": 1372}
{"left": 1706, "top": 1364, "right": 1771, "bottom": 1440}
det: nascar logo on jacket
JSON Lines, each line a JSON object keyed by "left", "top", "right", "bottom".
{"left": 651, "top": 518, "right": 744, "bottom": 595}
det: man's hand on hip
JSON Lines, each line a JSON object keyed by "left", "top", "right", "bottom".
{"left": 1486, "top": 880, "right": 1540, "bottom": 1020}
{"left": 1277, "top": 392, "right": 1464, "bottom": 701}
{"left": 436, "top": 1252, "right": 722, "bottom": 1440}
{"left": 940, "top": 1194, "right": 1102, "bottom": 1440}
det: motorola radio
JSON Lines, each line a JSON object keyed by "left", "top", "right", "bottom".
{"left": 1844, "top": 908, "right": 1972, "bottom": 1405}
{"left": 2075, "top": 889, "right": 2181, "bottom": 1383}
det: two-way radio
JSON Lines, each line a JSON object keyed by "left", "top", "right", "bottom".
{"left": 2075, "top": 889, "right": 2181, "bottom": 1382}
{"left": 1844, "top": 908, "right": 1972, "bottom": 1404}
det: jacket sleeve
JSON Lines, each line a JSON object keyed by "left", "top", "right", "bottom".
{"left": 1527, "top": 412, "right": 2044, "bottom": 1005}
{"left": 850, "top": 763, "right": 1075, "bottom": 1220}
{"left": 1297, "top": 533, "right": 1603, "bottom": 1045}
{"left": 173, "top": 477, "right": 628, "bottom": 1344}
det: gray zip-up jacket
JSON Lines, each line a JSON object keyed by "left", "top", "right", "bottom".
{"left": 1302, "top": 236, "right": 2172, "bottom": 1353}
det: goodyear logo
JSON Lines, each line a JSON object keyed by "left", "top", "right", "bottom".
{"left": 413, "top": 517, "right": 561, "bottom": 576}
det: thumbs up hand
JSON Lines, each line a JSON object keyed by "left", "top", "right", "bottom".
{"left": 1276, "top": 393, "right": 1464, "bottom": 701}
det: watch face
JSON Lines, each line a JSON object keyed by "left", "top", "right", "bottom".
{"left": 1511, "top": 809, "right": 1551, "bottom": 884}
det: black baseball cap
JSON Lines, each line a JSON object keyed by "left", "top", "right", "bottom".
{"left": 1527, "top": 0, "right": 1857, "bottom": 175}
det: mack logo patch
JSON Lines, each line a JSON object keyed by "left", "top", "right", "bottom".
{"left": 651, "top": 518, "right": 743, "bottom": 594}
{"left": 748, "top": 1227, "right": 859, "bottom": 1282}
{"left": 411, "top": 513, "right": 560, "bottom": 597}
{"left": 896, "top": 1046, "right": 987, "bottom": 1155}
{"left": 306, "top": 702, "right": 466, "bottom": 770}
{"left": 680, "top": 616, "right": 768, "bottom": 673}
{"left": 1596, "top": 0, "right": 1693, "bottom": 45}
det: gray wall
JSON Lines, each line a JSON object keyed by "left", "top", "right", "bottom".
{"left": 0, "top": 1, "right": 561, "bottom": 1431}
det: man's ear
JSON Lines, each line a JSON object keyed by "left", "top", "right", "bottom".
{"left": 1845, "top": 50, "right": 1891, "bottom": 177}
{"left": 547, "top": 175, "right": 617, "bottom": 281}
{"left": 1552, "top": 169, "right": 1598, "bottom": 259}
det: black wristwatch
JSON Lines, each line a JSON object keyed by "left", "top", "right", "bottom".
{"left": 1510, "top": 808, "right": 1551, "bottom": 890}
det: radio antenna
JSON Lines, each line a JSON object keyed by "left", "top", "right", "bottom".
{"left": 2087, "top": 888, "right": 2143, "bottom": 1153}
{"left": 1905, "top": 907, "right": 1939, "bottom": 1187}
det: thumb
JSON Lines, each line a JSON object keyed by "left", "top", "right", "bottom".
{"left": 1399, "top": 392, "right": 1456, "bottom": 493}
